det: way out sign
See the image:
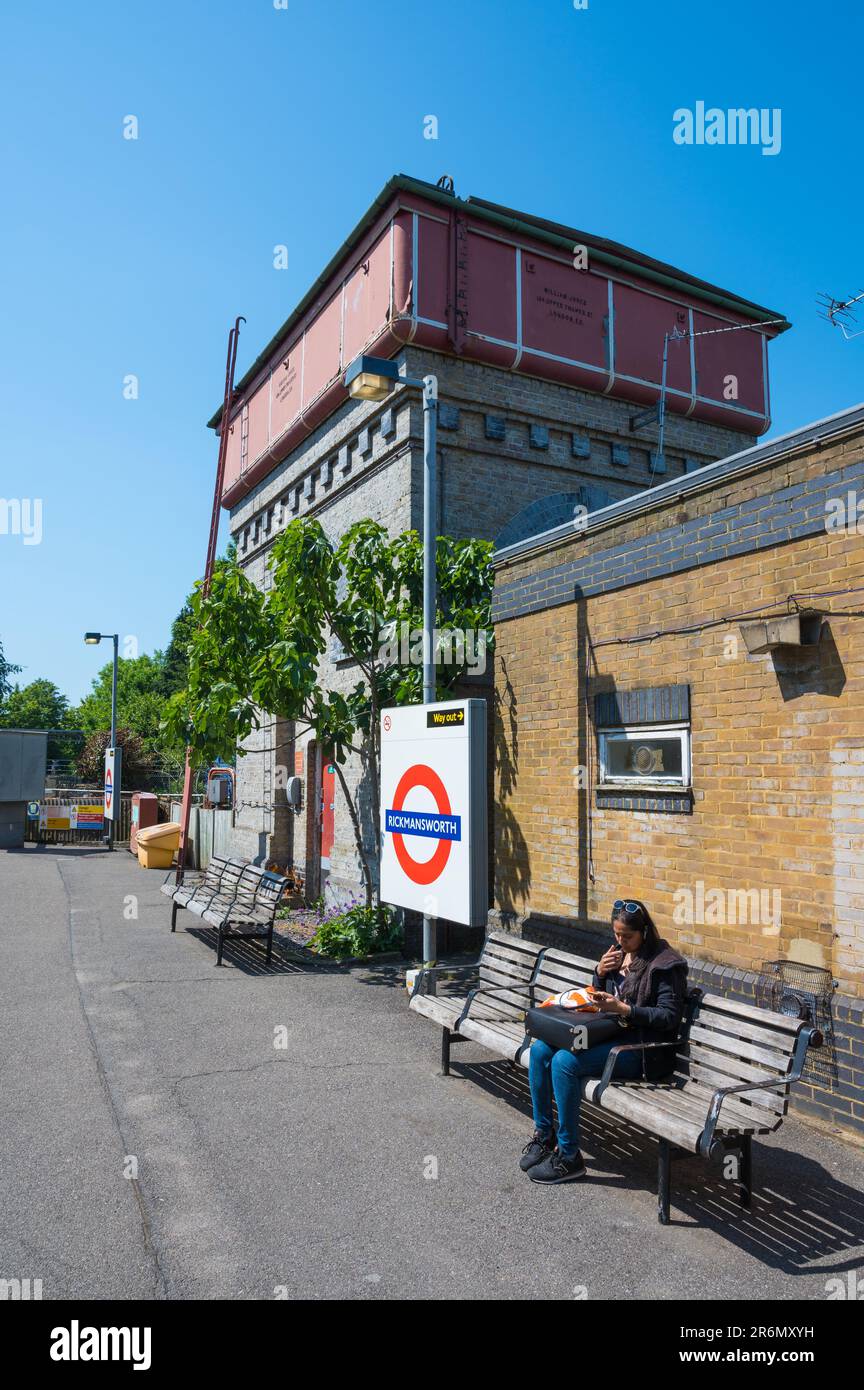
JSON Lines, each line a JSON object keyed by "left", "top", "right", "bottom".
{"left": 380, "top": 699, "right": 487, "bottom": 927}
{"left": 104, "top": 746, "right": 122, "bottom": 821}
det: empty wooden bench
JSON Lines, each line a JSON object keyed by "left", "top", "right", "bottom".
{"left": 163, "top": 858, "right": 289, "bottom": 967}
{"left": 161, "top": 854, "right": 244, "bottom": 924}
{"left": 409, "top": 933, "right": 819, "bottom": 1223}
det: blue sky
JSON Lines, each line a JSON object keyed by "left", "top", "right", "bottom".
{"left": 1, "top": 0, "right": 861, "bottom": 703}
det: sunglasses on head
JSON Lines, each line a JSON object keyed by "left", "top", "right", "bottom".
{"left": 613, "top": 900, "right": 646, "bottom": 926}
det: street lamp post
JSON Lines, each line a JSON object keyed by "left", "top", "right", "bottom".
{"left": 344, "top": 355, "right": 439, "bottom": 961}
{"left": 84, "top": 631, "right": 119, "bottom": 848}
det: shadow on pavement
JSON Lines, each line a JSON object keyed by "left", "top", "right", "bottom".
{"left": 183, "top": 927, "right": 343, "bottom": 976}
{"left": 449, "top": 1055, "right": 864, "bottom": 1276}
{"left": 5, "top": 844, "right": 114, "bottom": 857}
{"left": 349, "top": 961, "right": 409, "bottom": 990}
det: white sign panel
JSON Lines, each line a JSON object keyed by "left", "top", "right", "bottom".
{"left": 380, "top": 699, "right": 487, "bottom": 927}
{"left": 104, "top": 747, "right": 122, "bottom": 821}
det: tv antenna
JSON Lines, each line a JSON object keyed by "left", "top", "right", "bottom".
{"left": 817, "top": 288, "right": 864, "bottom": 341}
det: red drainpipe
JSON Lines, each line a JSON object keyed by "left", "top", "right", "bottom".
{"left": 176, "top": 316, "right": 244, "bottom": 881}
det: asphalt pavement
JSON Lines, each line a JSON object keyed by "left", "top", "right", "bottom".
{"left": 2, "top": 844, "right": 863, "bottom": 1301}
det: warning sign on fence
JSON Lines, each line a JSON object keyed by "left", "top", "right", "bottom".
{"left": 38, "top": 802, "right": 105, "bottom": 831}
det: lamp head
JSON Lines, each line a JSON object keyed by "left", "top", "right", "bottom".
{"left": 84, "top": 632, "right": 102, "bottom": 645}
{"left": 344, "top": 354, "right": 399, "bottom": 402}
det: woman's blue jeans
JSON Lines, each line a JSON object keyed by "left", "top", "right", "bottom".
{"left": 528, "top": 1037, "right": 643, "bottom": 1158}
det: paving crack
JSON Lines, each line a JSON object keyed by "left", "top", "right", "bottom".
{"left": 168, "top": 1058, "right": 405, "bottom": 1084}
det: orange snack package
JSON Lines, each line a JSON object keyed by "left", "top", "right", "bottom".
{"left": 538, "top": 986, "right": 600, "bottom": 1012}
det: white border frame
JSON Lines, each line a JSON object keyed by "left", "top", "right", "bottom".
{"left": 598, "top": 722, "right": 691, "bottom": 790}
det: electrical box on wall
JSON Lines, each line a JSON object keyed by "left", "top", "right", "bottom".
{"left": 287, "top": 775, "right": 303, "bottom": 807}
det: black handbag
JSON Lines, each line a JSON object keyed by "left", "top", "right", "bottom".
{"left": 525, "top": 1004, "right": 623, "bottom": 1053}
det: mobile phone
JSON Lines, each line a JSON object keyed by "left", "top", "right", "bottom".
{"left": 607, "top": 939, "right": 624, "bottom": 969}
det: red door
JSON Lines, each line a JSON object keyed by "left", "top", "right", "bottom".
{"left": 320, "top": 759, "right": 335, "bottom": 872}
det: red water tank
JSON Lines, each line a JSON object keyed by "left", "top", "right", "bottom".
{"left": 130, "top": 792, "right": 159, "bottom": 855}
{"left": 216, "top": 176, "right": 788, "bottom": 510}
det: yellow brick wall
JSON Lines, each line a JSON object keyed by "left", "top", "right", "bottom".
{"left": 494, "top": 435, "right": 864, "bottom": 997}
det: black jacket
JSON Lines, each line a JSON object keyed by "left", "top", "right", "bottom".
{"left": 591, "top": 958, "right": 688, "bottom": 1079}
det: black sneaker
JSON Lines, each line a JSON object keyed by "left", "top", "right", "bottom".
{"left": 519, "top": 1130, "right": 556, "bottom": 1172}
{"left": 529, "top": 1150, "right": 587, "bottom": 1184}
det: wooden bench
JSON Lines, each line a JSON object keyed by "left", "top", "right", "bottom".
{"left": 409, "top": 933, "right": 597, "bottom": 1072}
{"left": 409, "top": 934, "right": 819, "bottom": 1223}
{"left": 163, "top": 858, "right": 289, "bottom": 967}
{"left": 161, "top": 854, "right": 244, "bottom": 924}
{"left": 584, "top": 991, "right": 818, "bottom": 1222}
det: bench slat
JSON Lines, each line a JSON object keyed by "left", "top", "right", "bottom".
{"left": 478, "top": 957, "right": 536, "bottom": 985}
{"left": 468, "top": 989, "right": 528, "bottom": 1020}
{"left": 585, "top": 1085, "right": 704, "bottom": 1151}
{"left": 481, "top": 940, "right": 541, "bottom": 972}
{"left": 688, "top": 1023, "right": 792, "bottom": 1073}
{"left": 677, "top": 1056, "right": 787, "bottom": 1113}
{"left": 410, "top": 995, "right": 464, "bottom": 1030}
{"left": 595, "top": 1080, "right": 772, "bottom": 1143}
{"left": 540, "top": 948, "right": 598, "bottom": 971}
{"left": 695, "top": 1008, "right": 804, "bottom": 1053}
{"left": 698, "top": 992, "right": 803, "bottom": 1036}
{"left": 459, "top": 1017, "right": 524, "bottom": 1057}
{"left": 680, "top": 1077, "right": 786, "bottom": 1125}
{"left": 483, "top": 931, "right": 539, "bottom": 954}
{"left": 627, "top": 1082, "right": 768, "bottom": 1135}
{"left": 536, "top": 961, "right": 594, "bottom": 995}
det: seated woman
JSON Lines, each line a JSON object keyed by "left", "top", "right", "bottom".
{"left": 521, "top": 899, "right": 687, "bottom": 1184}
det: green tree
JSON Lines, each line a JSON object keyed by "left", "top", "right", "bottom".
{"left": 163, "top": 519, "right": 493, "bottom": 904}
{"left": 0, "top": 678, "right": 77, "bottom": 762}
{"left": 0, "top": 637, "right": 21, "bottom": 699}
{"left": 73, "top": 654, "right": 171, "bottom": 752}
{"left": 77, "top": 728, "right": 150, "bottom": 787}
{"left": 0, "top": 678, "right": 69, "bottom": 730}
{"left": 158, "top": 602, "right": 196, "bottom": 698}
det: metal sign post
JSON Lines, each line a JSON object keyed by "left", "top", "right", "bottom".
{"left": 420, "top": 374, "right": 439, "bottom": 962}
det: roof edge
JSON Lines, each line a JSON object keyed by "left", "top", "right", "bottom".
{"left": 492, "top": 401, "right": 864, "bottom": 567}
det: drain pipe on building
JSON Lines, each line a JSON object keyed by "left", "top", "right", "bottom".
{"left": 175, "top": 316, "right": 244, "bottom": 885}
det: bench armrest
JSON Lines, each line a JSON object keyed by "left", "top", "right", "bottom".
{"left": 409, "top": 961, "right": 481, "bottom": 999}
{"left": 253, "top": 880, "right": 290, "bottom": 919}
{"left": 698, "top": 1025, "right": 816, "bottom": 1155}
{"left": 699, "top": 1076, "right": 790, "bottom": 1156}
{"left": 455, "top": 983, "right": 530, "bottom": 1030}
{"left": 164, "top": 867, "right": 204, "bottom": 889}
{"left": 593, "top": 1037, "right": 684, "bottom": 1097}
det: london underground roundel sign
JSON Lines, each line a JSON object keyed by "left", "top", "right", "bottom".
{"left": 380, "top": 701, "right": 487, "bottom": 928}
{"left": 388, "top": 763, "right": 459, "bottom": 886}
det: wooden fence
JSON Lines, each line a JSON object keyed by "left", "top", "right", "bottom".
{"left": 168, "top": 802, "right": 234, "bottom": 869}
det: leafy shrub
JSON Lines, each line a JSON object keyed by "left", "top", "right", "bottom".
{"left": 311, "top": 903, "right": 402, "bottom": 960}
{"left": 77, "top": 728, "right": 149, "bottom": 786}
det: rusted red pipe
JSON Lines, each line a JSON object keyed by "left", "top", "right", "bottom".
{"left": 176, "top": 317, "right": 244, "bottom": 881}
